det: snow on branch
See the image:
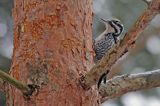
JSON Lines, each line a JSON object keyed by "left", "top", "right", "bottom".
{"left": 99, "top": 69, "right": 160, "bottom": 102}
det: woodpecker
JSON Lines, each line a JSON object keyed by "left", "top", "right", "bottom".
{"left": 93, "top": 18, "right": 124, "bottom": 88}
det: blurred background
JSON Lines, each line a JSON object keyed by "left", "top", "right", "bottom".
{"left": 0, "top": 0, "right": 160, "bottom": 106}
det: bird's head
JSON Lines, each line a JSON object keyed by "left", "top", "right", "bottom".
{"left": 100, "top": 18, "right": 124, "bottom": 36}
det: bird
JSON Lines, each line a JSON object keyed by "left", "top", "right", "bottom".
{"left": 93, "top": 18, "right": 124, "bottom": 88}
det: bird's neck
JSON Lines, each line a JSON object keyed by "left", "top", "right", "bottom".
{"left": 95, "top": 30, "right": 107, "bottom": 42}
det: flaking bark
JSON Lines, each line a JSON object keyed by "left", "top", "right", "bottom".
{"left": 7, "top": 0, "right": 99, "bottom": 106}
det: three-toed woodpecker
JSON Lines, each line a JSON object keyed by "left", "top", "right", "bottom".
{"left": 93, "top": 18, "right": 124, "bottom": 88}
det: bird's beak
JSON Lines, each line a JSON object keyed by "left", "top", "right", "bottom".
{"left": 100, "top": 18, "right": 110, "bottom": 23}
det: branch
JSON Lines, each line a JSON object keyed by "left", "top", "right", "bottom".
{"left": 99, "top": 69, "right": 160, "bottom": 102}
{"left": 0, "top": 69, "right": 33, "bottom": 96}
{"left": 79, "top": 0, "right": 160, "bottom": 90}
{"left": 142, "top": 0, "right": 151, "bottom": 5}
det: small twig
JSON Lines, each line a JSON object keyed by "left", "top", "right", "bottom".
{"left": 142, "top": 0, "right": 151, "bottom": 5}
{"left": 99, "top": 69, "right": 160, "bottom": 102}
{"left": 79, "top": 0, "right": 160, "bottom": 90}
{"left": 0, "top": 69, "right": 37, "bottom": 98}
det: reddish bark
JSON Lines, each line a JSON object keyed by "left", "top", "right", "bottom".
{"left": 7, "top": 0, "right": 99, "bottom": 105}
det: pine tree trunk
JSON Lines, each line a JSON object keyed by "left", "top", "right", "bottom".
{"left": 6, "top": 0, "right": 100, "bottom": 106}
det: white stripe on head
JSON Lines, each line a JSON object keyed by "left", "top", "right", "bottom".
{"left": 110, "top": 20, "right": 123, "bottom": 35}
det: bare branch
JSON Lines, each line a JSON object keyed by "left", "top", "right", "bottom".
{"left": 0, "top": 69, "right": 34, "bottom": 97}
{"left": 99, "top": 69, "right": 160, "bottom": 102}
{"left": 142, "top": 0, "right": 151, "bottom": 5}
{"left": 79, "top": 0, "right": 160, "bottom": 90}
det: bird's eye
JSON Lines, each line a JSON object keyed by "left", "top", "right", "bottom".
{"left": 114, "top": 20, "right": 120, "bottom": 23}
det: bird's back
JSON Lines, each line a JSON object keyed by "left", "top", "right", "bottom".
{"left": 94, "top": 33, "right": 115, "bottom": 62}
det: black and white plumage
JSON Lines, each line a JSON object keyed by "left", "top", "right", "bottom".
{"left": 93, "top": 18, "right": 124, "bottom": 88}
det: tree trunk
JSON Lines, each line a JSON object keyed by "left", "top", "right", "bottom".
{"left": 7, "top": 0, "right": 99, "bottom": 105}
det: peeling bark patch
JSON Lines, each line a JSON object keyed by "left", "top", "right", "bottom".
{"left": 25, "top": 1, "right": 46, "bottom": 21}
{"left": 62, "top": 38, "right": 82, "bottom": 57}
{"left": 85, "top": 52, "right": 92, "bottom": 61}
{"left": 62, "top": 38, "right": 81, "bottom": 50}
{"left": 26, "top": 60, "right": 49, "bottom": 86}
{"left": 45, "top": 49, "right": 54, "bottom": 58}
{"left": 53, "top": 68, "right": 61, "bottom": 77}
{"left": 51, "top": 83, "right": 60, "bottom": 92}
{"left": 67, "top": 70, "right": 76, "bottom": 80}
